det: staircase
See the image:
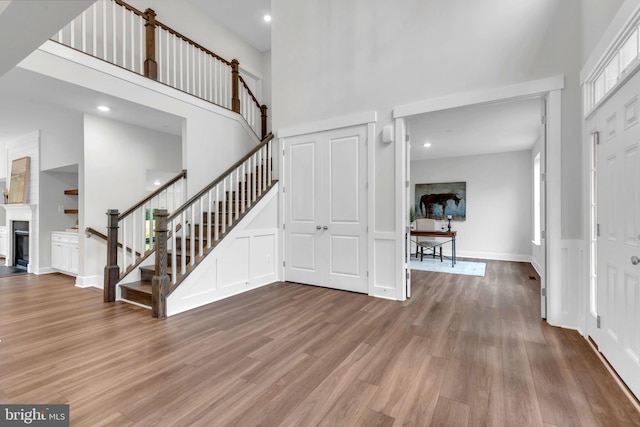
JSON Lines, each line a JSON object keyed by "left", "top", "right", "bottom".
{"left": 54, "top": 0, "right": 277, "bottom": 316}
{"left": 114, "top": 134, "right": 276, "bottom": 315}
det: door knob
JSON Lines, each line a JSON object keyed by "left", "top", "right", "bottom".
{"left": 316, "top": 225, "right": 322, "bottom": 230}
{"left": 323, "top": 226, "right": 328, "bottom": 230}
{"left": 632, "top": 256, "right": 640, "bottom": 265}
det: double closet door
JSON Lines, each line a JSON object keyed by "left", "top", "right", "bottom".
{"left": 283, "top": 125, "right": 368, "bottom": 294}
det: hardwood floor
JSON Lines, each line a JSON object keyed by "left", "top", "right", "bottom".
{"left": 0, "top": 262, "right": 638, "bottom": 426}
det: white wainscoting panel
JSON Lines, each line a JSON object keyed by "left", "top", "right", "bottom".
{"left": 167, "top": 184, "right": 280, "bottom": 316}
{"left": 371, "top": 233, "right": 399, "bottom": 299}
{"left": 548, "top": 239, "right": 585, "bottom": 331}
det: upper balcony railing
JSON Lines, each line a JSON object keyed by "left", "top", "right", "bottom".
{"left": 52, "top": 0, "right": 268, "bottom": 139}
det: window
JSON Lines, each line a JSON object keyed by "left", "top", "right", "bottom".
{"left": 533, "top": 152, "right": 541, "bottom": 245}
{"left": 585, "top": 20, "right": 640, "bottom": 113}
{"left": 620, "top": 29, "right": 638, "bottom": 73}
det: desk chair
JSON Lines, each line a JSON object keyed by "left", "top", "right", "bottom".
{"left": 414, "top": 218, "right": 443, "bottom": 262}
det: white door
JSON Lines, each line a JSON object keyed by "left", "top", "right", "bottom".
{"left": 284, "top": 126, "right": 368, "bottom": 293}
{"left": 539, "top": 97, "right": 547, "bottom": 318}
{"left": 594, "top": 69, "right": 640, "bottom": 399}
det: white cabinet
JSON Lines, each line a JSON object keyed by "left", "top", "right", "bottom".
{"left": 51, "top": 231, "right": 79, "bottom": 275}
{"left": 0, "top": 226, "right": 7, "bottom": 258}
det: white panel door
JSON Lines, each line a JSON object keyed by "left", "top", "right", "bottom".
{"left": 284, "top": 136, "right": 323, "bottom": 286}
{"left": 323, "top": 128, "right": 368, "bottom": 293}
{"left": 284, "top": 126, "right": 368, "bottom": 293}
{"left": 595, "top": 69, "right": 640, "bottom": 399}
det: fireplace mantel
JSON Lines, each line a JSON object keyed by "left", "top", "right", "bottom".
{"left": 4, "top": 204, "right": 36, "bottom": 219}
{"left": 4, "top": 204, "right": 37, "bottom": 272}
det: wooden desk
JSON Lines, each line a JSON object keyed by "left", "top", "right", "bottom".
{"left": 410, "top": 230, "right": 457, "bottom": 267}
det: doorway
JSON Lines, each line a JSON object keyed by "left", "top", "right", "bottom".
{"left": 587, "top": 66, "right": 640, "bottom": 400}
{"left": 393, "top": 77, "right": 563, "bottom": 313}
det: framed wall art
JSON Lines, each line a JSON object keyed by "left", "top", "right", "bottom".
{"left": 415, "top": 181, "right": 466, "bottom": 220}
{"left": 8, "top": 156, "right": 30, "bottom": 204}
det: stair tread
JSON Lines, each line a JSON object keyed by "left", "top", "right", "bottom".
{"left": 121, "top": 281, "right": 152, "bottom": 294}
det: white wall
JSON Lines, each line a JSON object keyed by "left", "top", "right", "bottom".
{"left": 0, "top": 90, "right": 83, "bottom": 173}
{"left": 82, "top": 114, "right": 181, "bottom": 285}
{"left": 411, "top": 151, "right": 532, "bottom": 261}
{"left": 127, "top": 0, "right": 265, "bottom": 81}
{"left": 272, "top": 0, "right": 583, "bottom": 299}
{"left": 581, "top": 0, "right": 626, "bottom": 63}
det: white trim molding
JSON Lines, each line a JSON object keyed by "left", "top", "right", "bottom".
{"left": 276, "top": 111, "right": 377, "bottom": 138}
{"left": 393, "top": 76, "right": 564, "bottom": 119}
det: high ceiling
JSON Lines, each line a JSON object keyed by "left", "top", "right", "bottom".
{"left": 187, "top": 0, "right": 271, "bottom": 52}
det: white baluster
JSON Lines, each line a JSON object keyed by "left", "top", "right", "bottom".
{"left": 111, "top": 0, "right": 116, "bottom": 64}
{"left": 267, "top": 140, "right": 272, "bottom": 185}
{"left": 228, "top": 173, "right": 234, "bottom": 226}
{"left": 190, "top": 204, "right": 195, "bottom": 267}
{"left": 170, "top": 219, "right": 176, "bottom": 284}
{"left": 221, "top": 178, "right": 226, "bottom": 234}
{"left": 253, "top": 153, "right": 258, "bottom": 201}
{"left": 70, "top": 19, "right": 75, "bottom": 49}
{"left": 215, "top": 184, "right": 220, "bottom": 241}
{"left": 102, "top": 0, "right": 107, "bottom": 60}
{"left": 207, "top": 189, "right": 212, "bottom": 249}
{"left": 241, "top": 162, "right": 246, "bottom": 214}
{"left": 92, "top": 3, "right": 97, "bottom": 56}
{"left": 180, "top": 211, "right": 187, "bottom": 274}
{"left": 122, "top": 218, "right": 128, "bottom": 270}
{"left": 81, "top": 10, "right": 87, "bottom": 52}
{"left": 130, "top": 12, "right": 134, "bottom": 72}
{"left": 171, "top": 219, "right": 176, "bottom": 284}
{"left": 121, "top": 6, "right": 126, "bottom": 68}
{"left": 198, "top": 197, "right": 204, "bottom": 257}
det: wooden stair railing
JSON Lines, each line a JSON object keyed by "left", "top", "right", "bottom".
{"left": 117, "top": 133, "right": 276, "bottom": 318}
{"left": 51, "top": 0, "right": 268, "bottom": 139}
{"left": 102, "top": 169, "right": 187, "bottom": 302}
{"left": 85, "top": 226, "right": 142, "bottom": 257}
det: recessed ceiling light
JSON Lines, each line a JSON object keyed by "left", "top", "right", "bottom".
{"left": 97, "top": 105, "right": 110, "bottom": 112}
{"left": 423, "top": 142, "right": 432, "bottom": 148}
{"left": 153, "top": 180, "right": 161, "bottom": 186}
{"left": 263, "top": 14, "right": 271, "bottom": 22}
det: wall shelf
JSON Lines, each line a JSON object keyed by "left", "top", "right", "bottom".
{"left": 64, "top": 189, "right": 78, "bottom": 214}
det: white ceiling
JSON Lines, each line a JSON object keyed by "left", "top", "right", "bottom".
{"left": 408, "top": 97, "right": 542, "bottom": 161}
{"left": 186, "top": 0, "right": 271, "bottom": 52}
{"left": 0, "top": 67, "right": 183, "bottom": 142}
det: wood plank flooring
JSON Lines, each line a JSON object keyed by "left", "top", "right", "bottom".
{"left": 0, "top": 262, "right": 638, "bottom": 426}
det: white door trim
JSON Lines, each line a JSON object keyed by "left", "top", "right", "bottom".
{"left": 394, "top": 77, "right": 564, "bottom": 322}
{"left": 393, "top": 76, "right": 564, "bottom": 119}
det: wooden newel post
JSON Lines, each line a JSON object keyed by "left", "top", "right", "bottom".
{"left": 260, "top": 104, "right": 268, "bottom": 140}
{"left": 144, "top": 8, "right": 157, "bottom": 80}
{"left": 152, "top": 209, "right": 169, "bottom": 319}
{"left": 231, "top": 59, "right": 240, "bottom": 113}
{"left": 104, "top": 209, "right": 120, "bottom": 302}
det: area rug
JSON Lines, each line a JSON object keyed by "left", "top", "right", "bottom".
{"left": 410, "top": 258, "right": 486, "bottom": 276}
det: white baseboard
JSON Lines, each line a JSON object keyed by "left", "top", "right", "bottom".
{"left": 454, "top": 250, "right": 532, "bottom": 262}
{"left": 75, "top": 275, "right": 102, "bottom": 289}
{"left": 530, "top": 256, "right": 543, "bottom": 277}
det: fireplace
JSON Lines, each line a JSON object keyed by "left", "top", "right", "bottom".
{"left": 4, "top": 204, "right": 37, "bottom": 273}
{"left": 13, "top": 221, "right": 29, "bottom": 270}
